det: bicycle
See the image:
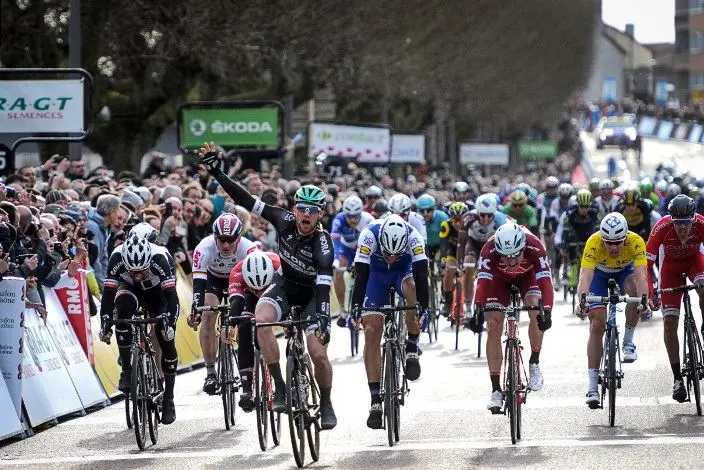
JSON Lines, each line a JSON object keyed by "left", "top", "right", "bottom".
{"left": 481, "top": 285, "right": 543, "bottom": 445}
{"left": 344, "top": 265, "right": 361, "bottom": 357}
{"left": 426, "top": 255, "right": 441, "bottom": 344}
{"left": 194, "top": 303, "right": 241, "bottom": 431}
{"left": 653, "top": 275, "right": 704, "bottom": 416}
{"left": 114, "top": 310, "right": 165, "bottom": 450}
{"left": 580, "top": 279, "right": 647, "bottom": 426}
{"left": 563, "top": 242, "right": 585, "bottom": 312}
{"left": 256, "top": 306, "right": 321, "bottom": 468}
{"left": 451, "top": 269, "right": 464, "bottom": 351}
{"left": 358, "top": 287, "right": 417, "bottom": 447}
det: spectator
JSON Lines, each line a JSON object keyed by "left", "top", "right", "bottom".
{"left": 66, "top": 160, "right": 87, "bottom": 180}
{"left": 159, "top": 196, "right": 190, "bottom": 272}
{"left": 87, "top": 193, "right": 121, "bottom": 288}
{"left": 141, "top": 151, "right": 167, "bottom": 180}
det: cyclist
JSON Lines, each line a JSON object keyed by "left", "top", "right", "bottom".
{"left": 350, "top": 214, "right": 429, "bottom": 429}
{"left": 594, "top": 179, "right": 620, "bottom": 220}
{"left": 98, "top": 235, "right": 179, "bottom": 424}
{"left": 200, "top": 143, "right": 337, "bottom": 430}
{"left": 574, "top": 212, "right": 650, "bottom": 408}
{"left": 331, "top": 195, "right": 374, "bottom": 327}
{"left": 388, "top": 193, "right": 427, "bottom": 241}
{"left": 130, "top": 222, "right": 175, "bottom": 266}
{"left": 549, "top": 183, "right": 574, "bottom": 223}
{"left": 457, "top": 193, "right": 509, "bottom": 321}
{"left": 616, "top": 186, "right": 657, "bottom": 240}
{"left": 537, "top": 176, "right": 560, "bottom": 266}
{"left": 502, "top": 190, "right": 539, "bottom": 236}
{"left": 659, "top": 183, "right": 682, "bottom": 214}
{"left": 227, "top": 250, "right": 282, "bottom": 411}
{"left": 554, "top": 189, "right": 599, "bottom": 285}
{"left": 417, "top": 193, "right": 448, "bottom": 259}
{"left": 646, "top": 195, "right": 704, "bottom": 402}
{"left": 363, "top": 185, "right": 383, "bottom": 213}
{"left": 452, "top": 181, "right": 473, "bottom": 204}
{"left": 589, "top": 177, "right": 601, "bottom": 198}
{"left": 439, "top": 202, "right": 469, "bottom": 317}
{"left": 467, "top": 223, "right": 553, "bottom": 411}
{"left": 638, "top": 178, "right": 660, "bottom": 208}
{"left": 187, "top": 213, "right": 258, "bottom": 395}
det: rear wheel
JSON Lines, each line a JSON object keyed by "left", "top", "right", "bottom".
{"left": 286, "top": 355, "right": 306, "bottom": 468}
{"left": 125, "top": 389, "right": 133, "bottom": 429}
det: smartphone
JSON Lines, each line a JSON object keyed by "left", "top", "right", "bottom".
{"left": 164, "top": 202, "right": 173, "bottom": 219}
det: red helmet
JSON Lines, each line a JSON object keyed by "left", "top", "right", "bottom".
{"left": 212, "top": 213, "right": 243, "bottom": 238}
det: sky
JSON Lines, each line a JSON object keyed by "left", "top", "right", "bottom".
{"left": 601, "top": 0, "right": 675, "bottom": 44}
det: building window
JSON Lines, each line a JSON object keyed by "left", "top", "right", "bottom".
{"left": 691, "top": 32, "right": 704, "bottom": 52}
{"left": 690, "top": 72, "right": 704, "bottom": 88}
{"left": 691, "top": 0, "right": 704, "bottom": 11}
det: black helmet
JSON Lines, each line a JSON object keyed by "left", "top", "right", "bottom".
{"left": 668, "top": 194, "right": 696, "bottom": 220}
{"left": 372, "top": 198, "right": 388, "bottom": 215}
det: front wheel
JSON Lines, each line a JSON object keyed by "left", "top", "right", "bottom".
{"left": 131, "top": 349, "right": 147, "bottom": 450}
{"left": 507, "top": 341, "right": 518, "bottom": 445}
{"left": 254, "top": 351, "right": 269, "bottom": 451}
{"left": 685, "top": 319, "right": 702, "bottom": 416}
{"left": 384, "top": 343, "right": 396, "bottom": 447}
{"left": 607, "top": 328, "right": 618, "bottom": 427}
{"left": 286, "top": 355, "right": 306, "bottom": 468}
{"left": 304, "top": 356, "right": 320, "bottom": 462}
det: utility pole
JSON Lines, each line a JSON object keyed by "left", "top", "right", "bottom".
{"left": 68, "top": 0, "right": 82, "bottom": 161}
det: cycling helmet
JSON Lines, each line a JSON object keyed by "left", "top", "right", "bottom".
{"left": 667, "top": 183, "right": 682, "bottom": 198}
{"left": 121, "top": 234, "right": 152, "bottom": 271}
{"left": 668, "top": 194, "right": 696, "bottom": 220}
{"left": 242, "top": 251, "right": 275, "bottom": 291}
{"left": 448, "top": 201, "right": 469, "bottom": 219}
{"left": 622, "top": 187, "right": 640, "bottom": 205}
{"left": 508, "top": 190, "right": 528, "bottom": 205}
{"left": 342, "top": 195, "right": 363, "bottom": 216}
{"left": 600, "top": 212, "right": 628, "bottom": 242}
{"left": 558, "top": 183, "right": 574, "bottom": 198}
{"left": 545, "top": 176, "right": 559, "bottom": 190}
{"left": 690, "top": 185, "right": 701, "bottom": 199}
{"left": 388, "top": 193, "right": 412, "bottom": 214}
{"left": 638, "top": 178, "right": 654, "bottom": 195}
{"left": 589, "top": 177, "right": 601, "bottom": 192}
{"left": 494, "top": 223, "right": 526, "bottom": 257}
{"left": 516, "top": 183, "right": 532, "bottom": 197}
{"left": 576, "top": 189, "right": 592, "bottom": 207}
{"left": 475, "top": 194, "right": 498, "bottom": 214}
{"left": 416, "top": 194, "right": 436, "bottom": 211}
{"left": 379, "top": 215, "right": 408, "bottom": 256}
{"left": 655, "top": 180, "right": 668, "bottom": 193}
{"left": 294, "top": 185, "right": 326, "bottom": 208}
{"left": 365, "top": 185, "right": 383, "bottom": 198}
{"left": 213, "top": 212, "right": 244, "bottom": 238}
{"left": 452, "top": 181, "right": 470, "bottom": 194}
{"left": 372, "top": 198, "right": 388, "bottom": 216}
{"left": 129, "top": 222, "right": 158, "bottom": 243}
{"left": 599, "top": 179, "right": 614, "bottom": 190}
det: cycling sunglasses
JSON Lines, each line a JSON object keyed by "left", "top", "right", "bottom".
{"left": 478, "top": 213, "right": 494, "bottom": 219}
{"left": 511, "top": 203, "right": 525, "bottom": 209}
{"left": 295, "top": 204, "right": 320, "bottom": 215}
{"left": 672, "top": 217, "right": 694, "bottom": 225}
{"left": 217, "top": 235, "right": 239, "bottom": 244}
{"left": 346, "top": 214, "right": 361, "bottom": 220}
{"left": 603, "top": 239, "right": 625, "bottom": 247}
{"left": 419, "top": 208, "right": 434, "bottom": 214}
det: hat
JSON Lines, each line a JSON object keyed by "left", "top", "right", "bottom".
{"left": 64, "top": 203, "right": 87, "bottom": 223}
{"left": 132, "top": 186, "right": 152, "bottom": 203}
{"left": 121, "top": 189, "right": 143, "bottom": 208}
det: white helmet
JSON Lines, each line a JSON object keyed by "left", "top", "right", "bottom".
{"left": 600, "top": 212, "right": 628, "bottom": 242}
{"left": 365, "top": 185, "right": 382, "bottom": 198}
{"left": 241, "top": 251, "right": 275, "bottom": 291}
{"left": 121, "top": 234, "right": 152, "bottom": 271}
{"left": 494, "top": 223, "right": 526, "bottom": 257}
{"left": 379, "top": 215, "right": 409, "bottom": 256}
{"left": 453, "top": 181, "right": 470, "bottom": 193}
{"left": 558, "top": 183, "right": 574, "bottom": 197}
{"left": 342, "top": 195, "right": 363, "bottom": 216}
{"left": 129, "top": 222, "right": 158, "bottom": 243}
{"left": 599, "top": 179, "right": 614, "bottom": 190}
{"left": 388, "top": 193, "right": 412, "bottom": 214}
{"left": 655, "top": 180, "right": 668, "bottom": 192}
{"left": 545, "top": 176, "right": 559, "bottom": 189}
{"left": 475, "top": 193, "right": 498, "bottom": 215}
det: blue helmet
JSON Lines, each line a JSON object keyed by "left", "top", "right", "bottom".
{"left": 416, "top": 194, "right": 436, "bottom": 211}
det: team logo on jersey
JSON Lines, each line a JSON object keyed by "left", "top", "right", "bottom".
{"left": 478, "top": 256, "right": 490, "bottom": 270}
{"left": 192, "top": 250, "right": 202, "bottom": 268}
{"left": 412, "top": 245, "right": 424, "bottom": 255}
{"left": 359, "top": 246, "right": 371, "bottom": 255}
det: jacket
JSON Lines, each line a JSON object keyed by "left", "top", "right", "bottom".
{"left": 86, "top": 207, "right": 109, "bottom": 289}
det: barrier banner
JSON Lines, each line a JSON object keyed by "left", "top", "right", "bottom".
{"left": 656, "top": 121, "right": 674, "bottom": 140}
{"left": 174, "top": 266, "right": 204, "bottom": 368}
{"left": 43, "top": 288, "right": 107, "bottom": 408}
{"left": 689, "top": 124, "right": 703, "bottom": 143}
{"left": 53, "top": 271, "right": 94, "bottom": 364}
{"left": 22, "top": 307, "right": 83, "bottom": 426}
{"left": 673, "top": 123, "right": 688, "bottom": 141}
{"left": 89, "top": 296, "right": 121, "bottom": 398}
{"left": 0, "top": 377, "right": 22, "bottom": 441}
{"left": 0, "top": 278, "right": 26, "bottom": 417}
{"left": 637, "top": 116, "right": 657, "bottom": 136}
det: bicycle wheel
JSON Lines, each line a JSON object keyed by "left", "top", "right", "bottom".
{"left": 304, "top": 355, "right": 321, "bottom": 462}
{"left": 507, "top": 341, "right": 518, "bottom": 445}
{"left": 218, "top": 341, "right": 233, "bottom": 430}
{"left": 427, "top": 278, "right": 436, "bottom": 344}
{"left": 393, "top": 344, "right": 402, "bottom": 443}
{"left": 254, "top": 351, "right": 268, "bottom": 451}
{"left": 350, "top": 325, "right": 359, "bottom": 357}
{"left": 685, "top": 318, "right": 702, "bottom": 416}
{"left": 270, "top": 402, "right": 282, "bottom": 446}
{"left": 454, "top": 282, "right": 462, "bottom": 351}
{"left": 286, "top": 355, "right": 306, "bottom": 468}
{"left": 131, "top": 349, "right": 147, "bottom": 450}
{"left": 515, "top": 346, "right": 522, "bottom": 441}
{"left": 125, "top": 389, "right": 133, "bottom": 429}
{"left": 384, "top": 342, "right": 396, "bottom": 447}
{"left": 607, "top": 328, "right": 617, "bottom": 427}
{"left": 146, "top": 354, "right": 159, "bottom": 445}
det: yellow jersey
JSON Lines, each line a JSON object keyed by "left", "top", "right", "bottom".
{"left": 580, "top": 231, "right": 647, "bottom": 272}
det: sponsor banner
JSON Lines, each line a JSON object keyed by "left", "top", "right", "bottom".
{"left": 181, "top": 107, "right": 279, "bottom": 148}
{"left": 0, "top": 278, "right": 26, "bottom": 416}
{"left": 518, "top": 140, "right": 557, "bottom": 160}
{"left": 22, "top": 307, "right": 83, "bottom": 426}
{"left": 308, "top": 122, "right": 391, "bottom": 163}
{"left": 656, "top": 121, "right": 674, "bottom": 140}
{"left": 655, "top": 80, "right": 668, "bottom": 105}
{"left": 637, "top": 116, "right": 658, "bottom": 136}
{"left": 0, "top": 80, "right": 85, "bottom": 133}
{"left": 54, "top": 271, "right": 94, "bottom": 364}
{"left": 459, "top": 143, "right": 509, "bottom": 165}
{"left": 0, "top": 376, "right": 23, "bottom": 440}
{"left": 43, "top": 288, "right": 106, "bottom": 408}
{"left": 689, "top": 124, "right": 703, "bottom": 143}
{"left": 89, "top": 308, "right": 121, "bottom": 398}
{"left": 673, "top": 123, "right": 688, "bottom": 140}
{"left": 390, "top": 134, "right": 425, "bottom": 164}
{"left": 602, "top": 76, "right": 617, "bottom": 102}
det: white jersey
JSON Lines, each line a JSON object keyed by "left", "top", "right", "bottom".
{"left": 594, "top": 195, "right": 621, "bottom": 218}
{"left": 549, "top": 197, "right": 571, "bottom": 220}
{"left": 408, "top": 211, "right": 427, "bottom": 241}
{"left": 192, "top": 235, "right": 258, "bottom": 279}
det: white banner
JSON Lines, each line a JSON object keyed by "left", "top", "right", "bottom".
{"left": 43, "top": 288, "right": 107, "bottom": 408}
{"left": 308, "top": 122, "right": 391, "bottom": 163}
{"left": 0, "top": 79, "right": 85, "bottom": 133}
{"left": 22, "top": 307, "right": 83, "bottom": 426}
{"left": 390, "top": 134, "right": 425, "bottom": 164}
{"left": 0, "top": 376, "right": 23, "bottom": 441}
{"left": 0, "top": 278, "right": 27, "bottom": 417}
{"left": 459, "top": 143, "right": 510, "bottom": 165}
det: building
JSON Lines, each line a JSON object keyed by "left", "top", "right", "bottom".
{"left": 646, "top": 43, "right": 677, "bottom": 103}
{"left": 674, "top": 0, "right": 704, "bottom": 102}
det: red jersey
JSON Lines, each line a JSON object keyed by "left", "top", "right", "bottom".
{"left": 475, "top": 228, "right": 554, "bottom": 309}
{"left": 646, "top": 214, "right": 704, "bottom": 282}
{"left": 228, "top": 252, "right": 282, "bottom": 298}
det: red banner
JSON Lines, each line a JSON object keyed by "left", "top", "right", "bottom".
{"left": 54, "top": 271, "right": 94, "bottom": 364}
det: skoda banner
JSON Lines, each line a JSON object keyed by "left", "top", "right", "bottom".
{"left": 180, "top": 107, "right": 279, "bottom": 149}
{"left": 0, "top": 80, "right": 85, "bottom": 133}
{"left": 308, "top": 122, "right": 391, "bottom": 163}
{"left": 390, "top": 134, "right": 425, "bottom": 164}
{"left": 518, "top": 140, "right": 557, "bottom": 160}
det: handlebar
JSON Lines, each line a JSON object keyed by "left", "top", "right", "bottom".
{"left": 482, "top": 305, "right": 543, "bottom": 314}
{"left": 654, "top": 284, "right": 704, "bottom": 296}
{"left": 114, "top": 313, "right": 167, "bottom": 325}
{"left": 358, "top": 305, "right": 417, "bottom": 313}
{"left": 256, "top": 318, "right": 318, "bottom": 329}
{"left": 581, "top": 292, "right": 647, "bottom": 306}
{"left": 194, "top": 305, "right": 229, "bottom": 313}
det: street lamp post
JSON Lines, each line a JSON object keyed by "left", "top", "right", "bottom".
{"left": 69, "top": 0, "right": 82, "bottom": 161}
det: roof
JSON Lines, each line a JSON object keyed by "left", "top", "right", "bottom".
{"left": 602, "top": 22, "right": 654, "bottom": 69}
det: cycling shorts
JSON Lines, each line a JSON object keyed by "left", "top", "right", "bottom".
{"left": 258, "top": 275, "right": 318, "bottom": 335}
{"left": 333, "top": 244, "right": 357, "bottom": 267}
{"left": 659, "top": 255, "right": 704, "bottom": 316}
{"left": 587, "top": 264, "right": 634, "bottom": 310}
{"left": 205, "top": 273, "right": 229, "bottom": 301}
{"left": 361, "top": 261, "right": 413, "bottom": 315}
{"left": 481, "top": 269, "right": 541, "bottom": 309}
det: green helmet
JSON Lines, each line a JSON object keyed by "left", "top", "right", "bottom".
{"left": 638, "top": 178, "right": 653, "bottom": 195}
{"left": 576, "top": 188, "right": 592, "bottom": 207}
{"left": 294, "top": 185, "right": 326, "bottom": 208}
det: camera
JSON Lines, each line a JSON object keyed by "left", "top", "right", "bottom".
{"left": 5, "top": 187, "right": 16, "bottom": 198}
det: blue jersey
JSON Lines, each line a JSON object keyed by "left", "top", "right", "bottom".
{"left": 354, "top": 219, "right": 427, "bottom": 272}
{"left": 426, "top": 210, "right": 449, "bottom": 248}
{"left": 330, "top": 211, "right": 374, "bottom": 251}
